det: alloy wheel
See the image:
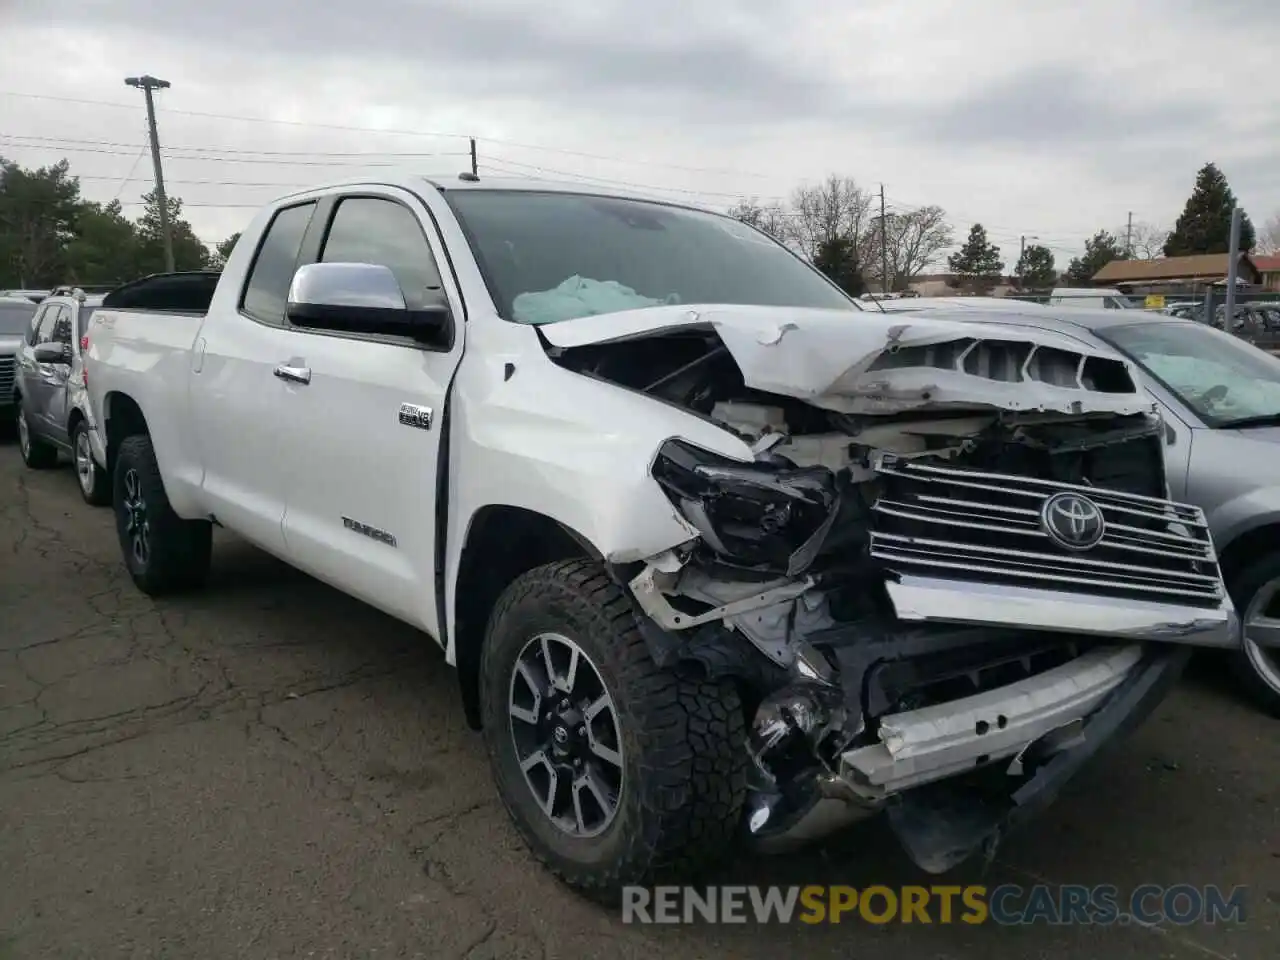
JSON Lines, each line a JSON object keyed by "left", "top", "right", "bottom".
{"left": 121, "top": 468, "right": 151, "bottom": 567}
{"left": 507, "top": 632, "right": 624, "bottom": 838}
{"left": 16, "top": 411, "right": 29, "bottom": 459}
{"left": 75, "top": 429, "right": 95, "bottom": 495}
{"left": 1244, "top": 575, "right": 1280, "bottom": 695}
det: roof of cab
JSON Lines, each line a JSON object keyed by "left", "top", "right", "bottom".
{"left": 272, "top": 172, "right": 721, "bottom": 213}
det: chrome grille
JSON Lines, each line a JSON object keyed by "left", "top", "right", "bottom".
{"left": 869, "top": 456, "right": 1224, "bottom": 608}
{"left": 0, "top": 356, "right": 14, "bottom": 401}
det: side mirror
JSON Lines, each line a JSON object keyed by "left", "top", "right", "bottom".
{"left": 285, "top": 262, "right": 451, "bottom": 344}
{"left": 33, "top": 341, "right": 71, "bottom": 364}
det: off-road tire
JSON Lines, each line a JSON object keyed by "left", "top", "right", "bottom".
{"left": 480, "top": 559, "right": 749, "bottom": 904}
{"left": 113, "top": 434, "right": 212, "bottom": 595}
{"left": 17, "top": 405, "right": 58, "bottom": 469}
{"left": 73, "top": 420, "right": 110, "bottom": 506}
{"left": 1226, "top": 552, "right": 1280, "bottom": 718}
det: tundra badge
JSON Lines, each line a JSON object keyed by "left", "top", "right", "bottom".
{"left": 342, "top": 516, "right": 397, "bottom": 548}
{"left": 398, "top": 403, "right": 433, "bottom": 430}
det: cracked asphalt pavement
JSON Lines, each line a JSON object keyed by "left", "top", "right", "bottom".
{"left": 1, "top": 440, "right": 1277, "bottom": 960}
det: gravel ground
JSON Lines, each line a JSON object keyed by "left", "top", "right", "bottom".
{"left": 1, "top": 440, "right": 1276, "bottom": 959}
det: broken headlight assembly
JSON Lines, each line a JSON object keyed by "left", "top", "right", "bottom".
{"left": 650, "top": 438, "right": 840, "bottom": 576}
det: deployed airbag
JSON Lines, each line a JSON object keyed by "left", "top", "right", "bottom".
{"left": 512, "top": 276, "right": 679, "bottom": 325}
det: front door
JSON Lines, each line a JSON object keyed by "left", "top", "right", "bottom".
{"left": 277, "top": 189, "right": 465, "bottom": 636}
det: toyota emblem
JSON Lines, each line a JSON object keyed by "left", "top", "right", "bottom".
{"left": 1040, "top": 492, "right": 1106, "bottom": 550}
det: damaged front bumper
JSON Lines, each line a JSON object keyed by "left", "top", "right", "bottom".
{"left": 739, "top": 631, "right": 1191, "bottom": 873}
{"left": 839, "top": 643, "right": 1146, "bottom": 799}
{"left": 622, "top": 441, "right": 1239, "bottom": 873}
{"left": 886, "top": 642, "right": 1191, "bottom": 874}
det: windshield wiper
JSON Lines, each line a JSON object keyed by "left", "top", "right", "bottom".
{"left": 1215, "top": 413, "right": 1280, "bottom": 429}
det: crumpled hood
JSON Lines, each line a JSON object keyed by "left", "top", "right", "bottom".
{"left": 538, "top": 303, "right": 1155, "bottom": 416}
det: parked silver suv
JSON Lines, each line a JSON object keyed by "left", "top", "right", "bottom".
{"left": 14, "top": 289, "right": 110, "bottom": 505}
{"left": 0, "top": 295, "right": 41, "bottom": 428}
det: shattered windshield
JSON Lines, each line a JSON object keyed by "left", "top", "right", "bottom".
{"left": 1098, "top": 320, "right": 1280, "bottom": 427}
{"left": 445, "top": 189, "right": 861, "bottom": 325}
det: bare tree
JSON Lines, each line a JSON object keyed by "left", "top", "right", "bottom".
{"left": 863, "top": 205, "right": 954, "bottom": 290}
{"left": 1123, "top": 221, "right": 1171, "bottom": 259}
{"left": 726, "top": 197, "right": 790, "bottom": 243}
{"left": 1260, "top": 212, "right": 1280, "bottom": 255}
{"left": 786, "top": 175, "right": 874, "bottom": 263}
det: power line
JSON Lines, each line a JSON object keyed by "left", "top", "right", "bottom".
{"left": 0, "top": 137, "right": 470, "bottom": 168}
{"left": 79, "top": 174, "right": 311, "bottom": 188}
{"left": 1, "top": 132, "right": 477, "bottom": 160}
{"left": 5, "top": 133, "right": 774, "bottom": 206}
{"left": 0, "top": 89, "right": 775, "bottom": 179}
{"left": 110, "top": 148, "right": 148, "bottom": 202}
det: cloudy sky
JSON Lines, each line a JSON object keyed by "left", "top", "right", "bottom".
{"left": 1, "top": 0, "right": 1276, "bottom": 266}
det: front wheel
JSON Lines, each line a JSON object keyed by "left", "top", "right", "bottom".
{"left": 480, "top": 559, "right": 748, "bottom": 903}
{"left": 1227, "top": 553, "right": 1280, "bottom": 717}
{"left": 73, "top": 420, "right": 110, "bottom": 506}
{"left": 113, "top": 434, "right": 213, "bottom": 595}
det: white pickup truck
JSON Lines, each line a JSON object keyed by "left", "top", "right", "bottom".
{"left": 84, "top": 174, "right": 1240, "bottom": 901}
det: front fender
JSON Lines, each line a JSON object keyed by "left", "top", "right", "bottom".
{"left": 442, "top": 329, "right": 751, "bottom": 657}
{"left": 1205, "top": 488, "right": 1280, "bottom": 559}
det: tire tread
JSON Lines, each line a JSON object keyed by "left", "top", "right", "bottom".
{"left": 114, "top": 434, "right": 212, "bottom": 595}
{"left": 481, "top": 558, "right": 748, "bottom": 903}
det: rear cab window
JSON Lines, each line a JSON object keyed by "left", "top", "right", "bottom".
{"left": 240, "top": 201, "right": 318, "bottom": 325}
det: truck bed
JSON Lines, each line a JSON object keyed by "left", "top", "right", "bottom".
{"left": 84, "top": 305, "right": 207, "bottom": 509}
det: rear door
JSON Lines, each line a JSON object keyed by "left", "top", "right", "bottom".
{"left": 276, "top": 188, "right": 466, "bottom": 635}
{"left": 21, "top": 303, "right": 71, "bottom": 439}
{"left": 43, "top": 305, "right": 75, "bottom": 443}
{"left": 188, "top": 200, "right": 319, "bottom": 556}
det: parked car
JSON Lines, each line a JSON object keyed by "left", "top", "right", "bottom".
{"left": 0, "top": 295, "right": 42, "bottom": 428}
{"left": 84, "top": 175, "right": 1239, "bottom": 900}
{"left": 0, "top": 288, "right": 51, "bottom": 303}
{"left": 880, "top": 296, "right": 1280, "bottom": 715}
{"left": 14, "top": 288, "right": 110, "bottom": 504}
{"left": 1049, "top": 286, "right": 1134, "bottom": 310}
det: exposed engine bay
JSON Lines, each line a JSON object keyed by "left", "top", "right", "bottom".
{"left": 540, "top": 308, "right": 1233, "bottom": 872}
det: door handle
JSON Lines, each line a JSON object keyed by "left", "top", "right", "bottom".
{"left": 274, "top": 364, "right": 311, "bottom": 385}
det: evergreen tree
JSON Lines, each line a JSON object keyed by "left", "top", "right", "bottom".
{"left": 1064, "top": 230, "right": 1127, "bottom": 286}
{"left": 63, "top": 200, "right": 142, "bottom": 285}
{"left": 0, "top": 157, "right": 83, "bottom": 287}
{"left": 947, "top": 223, "right": 1004, "bottom": 295}
{"left": 136, "top": 190, "right": 212, "bottom": 273}
{"left": 813, "top": 234, "right": 866, "bottom": 297}
{"left": 212, "top": 232, "right": 242, "bottom": 269}
{"left": 1014, "top": 243, "right": 1056, "bottom": 290}
{"left": 1164, "top": 163, "right": 1255, "bottom": 255}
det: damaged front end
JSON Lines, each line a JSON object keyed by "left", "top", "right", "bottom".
{"left": 545, "top": 306, "right": 1239, "bottom": 872}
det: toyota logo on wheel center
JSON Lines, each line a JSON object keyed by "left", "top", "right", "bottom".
{"left": 1040, "top": 491, "right": 1106, "bottom": 550}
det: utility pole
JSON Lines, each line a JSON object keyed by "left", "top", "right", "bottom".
{"left": 1017, "top": 235, "right": 1039, "bottom": 276}
{"left": 469, "top": 138, "right": 478, "bottom": 177}
{"left": 1125, "top": 211, "right": 1133, "bottom": 258}
{"left": 879, "top": 184, "right": 889, "bottom": 295}
{"left": 1225, "top": 205, "right": 1242, "bottom": 324}
{"left": 125, "top": 75, "right": 175, "bottom": 273}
